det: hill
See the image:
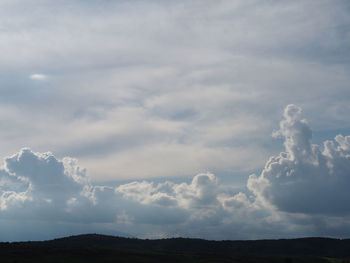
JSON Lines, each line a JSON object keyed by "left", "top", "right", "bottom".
{"left": 1, "top": 234, "right": 350, "bottom": 262}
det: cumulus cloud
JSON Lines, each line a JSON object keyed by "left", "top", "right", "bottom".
{"left": 248, "top": 104, "right": 350, "bottom": 215}
{"left": 1, "top": 105, "right": 350, "bottom": 241}
{"left": 0, "top": 148, "right": 113, "bottom": 221}
{"left": 117, "top": 173, "right": 223, "bottom": 210}
{"left": 0, "top": 150, "right": 267, "bottom": 240}
{"left": 117, "top": 104, "right": 350, "bottom": 237}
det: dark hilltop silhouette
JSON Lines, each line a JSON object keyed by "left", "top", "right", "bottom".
{"left": 1, "top": 234, "right": 350, "bottom": 262}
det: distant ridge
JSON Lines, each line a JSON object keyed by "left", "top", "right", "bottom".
{"left": 3, "top": 234, "right": 350, "bottom": 258}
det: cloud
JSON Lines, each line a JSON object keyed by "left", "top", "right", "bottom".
{"left": 116, "top": 173, "right": 221, "bottom": 209}
{"left": 29, "top": 74, "right": 46, "bottom": 80}
{"left": 1, "top": 0, "right": 350, "bottom": 181}
{"left": 0, "top": 148, "right": 114, "bottom": 221}
{"left": 2, "top": 104, "right": 350, "bottom": 240}
{"left": 1, "top": 0, "right": 350, "bottom": 240}
{"left": 0, "top": 149, "right": 270, "bottom": 240}
{"left": 116, "top": 104, "right": 350, "bottom": 238}
{"left": 248, "top": 104, "right": 350, "bottom": 215}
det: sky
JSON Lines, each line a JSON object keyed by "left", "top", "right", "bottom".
{"left": 0, "top": 0, "right": 350, "bottom": 241}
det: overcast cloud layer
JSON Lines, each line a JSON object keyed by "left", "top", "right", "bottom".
{"left": 1, "top": 105, "right": 350, "bottom": 241}
{"left": 1, "top": 0, "right": 350, "bottom": 181}
{"left": 1, "top": 1, "right": 350, "bottom": 240}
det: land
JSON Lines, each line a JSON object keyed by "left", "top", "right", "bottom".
{"left": 1, "top": 234, "right": 350, "bottom": 262}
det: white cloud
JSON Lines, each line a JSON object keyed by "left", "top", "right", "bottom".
{"left": 116, "top": 173, "right": 221, "bottom": 209}
{"left": 116, "top": 104, "right": 350, "bottom": 238}
{"left": 1, "top": 0, "right": 350, "bottom": 240}
{"left": 29, "top": 74, "right": 46, "bottom": 80}
{"left": 2, "top": 104, "right": 350, "bottom": 241}
{"left": 248, "top": 104, "right": 350, "bottom": 215}
{"left": 0, "top": 148, "right": 271, "bottom": 240}
{"left": 0, "top": 0, "right": 349, "bottom": 181}
{"left": 0, "top": 148, "right": 111, "bottom": 222}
